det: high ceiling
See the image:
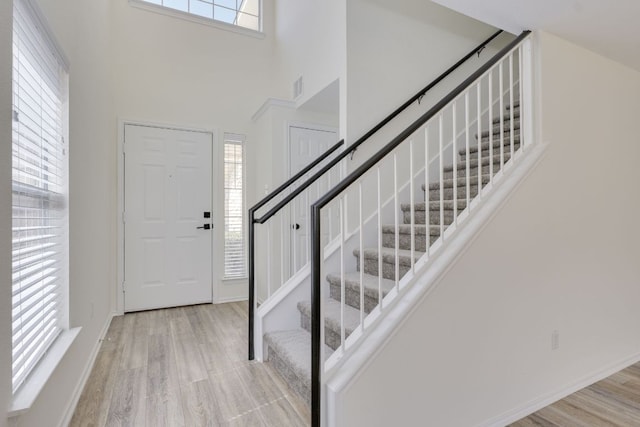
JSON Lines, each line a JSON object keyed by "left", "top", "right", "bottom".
{"left": 431, "top": 0, "right": 640, "bottom": 71}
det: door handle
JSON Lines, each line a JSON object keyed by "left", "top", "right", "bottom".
{"left": 292, "top": 223, "right": 300, "bottom": 230}
{"left": 197, "top": 224, "right": 211, "bottom": 230}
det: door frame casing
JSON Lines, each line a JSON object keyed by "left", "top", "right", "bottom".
{"left": 116, "top": 119, "right": 219, "bottom": 315}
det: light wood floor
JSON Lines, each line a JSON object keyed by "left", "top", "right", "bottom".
{"left": 511, "top": 362, "right": 640, "bottom": 426}
{"left": 70, "top": 302, "right": 310, "bottom": 427}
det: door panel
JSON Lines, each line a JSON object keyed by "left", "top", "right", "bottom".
{"left": 288, "top": 125, "right": 338, "bottom": 273}
{"left": 124, "top": 124, "right": 213, "bottom": 312}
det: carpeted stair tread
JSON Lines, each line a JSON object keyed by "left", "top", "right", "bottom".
{"left": 468, "top": 135, "right": 521, "bottom": 152}
{"left": 476, "top": 128, "right": 521, "bottom": 141}
{"left": 460, "top": 147, "right": 518, "bottom": 162}
{"left": 492, "top": 111, "right": 520, "bottom": 125}
{"left": 381, "top": 223, "right": 442, "bottom": 236}
{"left": 327, "top": 271, "right": 395, "bottom": 313}
{"left": 353, "top": 246, "right": 425, "bottom": 265}
{"left": 445, "top": 154, "right": 512, "bottom": 172}
{"left": 477, "top": 122, "right": 521, "bottom": 140}
{"left": 326, "top": 271, "right": 395, "bottom": 300}
{"left": 422, "top": 174, "right": 492, "bottom": 191}
{"left": 298, "top": 300, "right": 361, "bottom": 349}
{"left": 264, "top": 329, "right": 333, "bottom": 403}
{"left": 402, "top": 200, "right": 469, "bottom": 212}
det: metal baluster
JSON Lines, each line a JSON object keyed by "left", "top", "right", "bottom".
{"left": 439, "top": 114, "right": 444, "bottom": 241}
{"left": 306, "top": 187, "right": 311, "bottom": 266}
{"left": 267, "top": 220, "right": 272, "bottom": 298}
{"left": 452, "top": 102, "right": 457, "bottom": 226}
{"left": 509, "top": 53, "right": 515, "bottom": 159}
{"left": 489, "top": 70, "right": 494, "bottom": 182}
{"left": 280, "top": 210, "right": 284, "bottom": 289}
{"left": 292, "top": 198, "right": 297, "bottom": 275}
{"left": 477, "top": 83, "right": 482, "bottom": 202}
{"left": 499, "top": 62, "right": 505, "bottom": 171}
{"left": 358, "top": 182, "right": 364, "bottom": 328}
{"left": 340, "top": 197, "right": 345, "bottom": 350}
{"left": 424, "top": 127, "right": 430, "bottom": 258}
{"left": 394, "top": 153, "right": 399, "bottom": 290}
{"left": 410, "top": 139, "right": 415, "bottom": 272}
{"left": 377, "top": 166, "right": 383, "bottom": 308}
{"left": 519, "top": 45, "right": 525, "bottom": 149}
{"left": 465, "top": 92, "right": 470, "bottom": 210}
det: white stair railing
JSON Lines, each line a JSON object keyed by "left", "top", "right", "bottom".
{"left": 309, "top": 31, "right": 533, "bottom": 427}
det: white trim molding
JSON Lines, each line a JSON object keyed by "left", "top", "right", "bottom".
{"left": 9, "top": 328, "right": 81, "bottom": 417}
{"left": 128, "top": 0, "right": 265, "bottom": 39}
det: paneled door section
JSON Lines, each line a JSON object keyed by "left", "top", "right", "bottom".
{"left": 288, "top": 125, "right": 338, "bottom": 273}
{"left": 124, "top": 124, "right": 213, "bottom": 312}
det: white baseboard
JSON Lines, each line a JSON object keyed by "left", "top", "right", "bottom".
{"left": 476, "top": 350, "right": 640, "bottom": 427}
{"left": 57, "top": 312, "right": 115, "bottom": 427}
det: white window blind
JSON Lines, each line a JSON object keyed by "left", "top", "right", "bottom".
{"left": 223, "top": 134, "right": 246, "bottom": 279}
{"left": 136, "top": 0, "right": 262, "bottom": 32}
{"left": 12, "top": 0, "right": 68, "bottom": 393}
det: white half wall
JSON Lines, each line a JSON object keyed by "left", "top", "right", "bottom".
{"left": 336, "top": 31, "right": 640, "bottom": 427}
{"left": 0, "top": 1, "right": 14, "bottom": 427}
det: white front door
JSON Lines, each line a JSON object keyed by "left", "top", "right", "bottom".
{"left": 124, "top": 124, "right": 213, "bottom": 312}
{"left": 288, "top": 125, "right": 338, "bottom": 273}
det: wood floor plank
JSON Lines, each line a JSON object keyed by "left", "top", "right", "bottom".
{"left": 99, "top": 315, "right": 126, "bottom": 354}
{"left": 227, "top": 410, "right": 267, "bottom": 427}
{"left": 169, "top": 308, "right": 208, "bottom": 386}
{"left": 146, "top": 334, "right": 185, "bottom": 426}
{"left": 146, "top": 308, "right": 169, "bottom": 337}
{"left": 146, "top": 392, "right": 185, "bottom": 427}
{"left": 531, "top": 404, "right": 594, "bottom": 427}
{"left": 568, "top": 388, "right": 640, "bottom": 424}
{"left": 236, "top": 362, "right": 287, "bottom": 406}
{"left": 258, "top": 397, "right": 307, "bottom": 427}
{"left": 590, "top": 380, "right": 640, "bottom": 412}
{"left": 206, "top": 370, "right": 258, "bottom": 423}
{"left": 120, "top": 312, "right": 149, "bottom": 370}
{"left": 515, "top": 361, "right": 640, "bottom": 425}
{"left": 181, "top": 378, "right": 227, "bottom": 427}
{"left": 551, "top": 398, "right": 619, "bottom": 427}
{"left": 202, "top": 305, "right": 247, "bottom": 362}
{"left": 105, "top": 367, "right": 147, "bottom": 427}
{"left": 69, "top": 346, "right": 121, "bottom": 427}
{"left": 510, "top": 413, "right": 556, "bottom": 426}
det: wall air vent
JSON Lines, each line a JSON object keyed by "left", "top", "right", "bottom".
{"left": 293, "top": 75, "right": 304, "bottom": 100}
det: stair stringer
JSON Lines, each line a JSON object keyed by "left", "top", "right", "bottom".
{"left": 255, "top": 166, "right": 423, "bottom": 361}
{"left": 324, "top": 142, "right": 548, "bottom": 426}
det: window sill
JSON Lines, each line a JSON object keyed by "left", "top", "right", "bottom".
{"left": 8, "top": 327, "right": 81, "bottom": 418}
{"left": 128, "top": 0, "right": 265, "bottom": 39}
{"left": 223, "top": 276, "right": 248, "bottom": 283}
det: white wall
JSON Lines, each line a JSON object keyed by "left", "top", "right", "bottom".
{"left": 5, "top": 0, "right": 117, "bottom": 426}
{"left": 337, "top": 31, "right": 640, "bottom": 426}
{"left": 1, "top": 2, "right": 14, "bottom": 427}
{"left": 112, "top": 0, "right": 284, "bottom": 303}
{"left": 345, "top": 0, "right": 502, "bottom": 165}
{"left": 274, "top": 0, "right": 347, "bottom": 108}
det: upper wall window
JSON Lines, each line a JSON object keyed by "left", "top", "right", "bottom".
{"left": 135, "top": 0, "right": 262, "bottom": 32}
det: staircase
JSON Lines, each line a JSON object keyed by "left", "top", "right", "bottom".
{"left": 264, "top": 102, "right": 521, "bottom": 405}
